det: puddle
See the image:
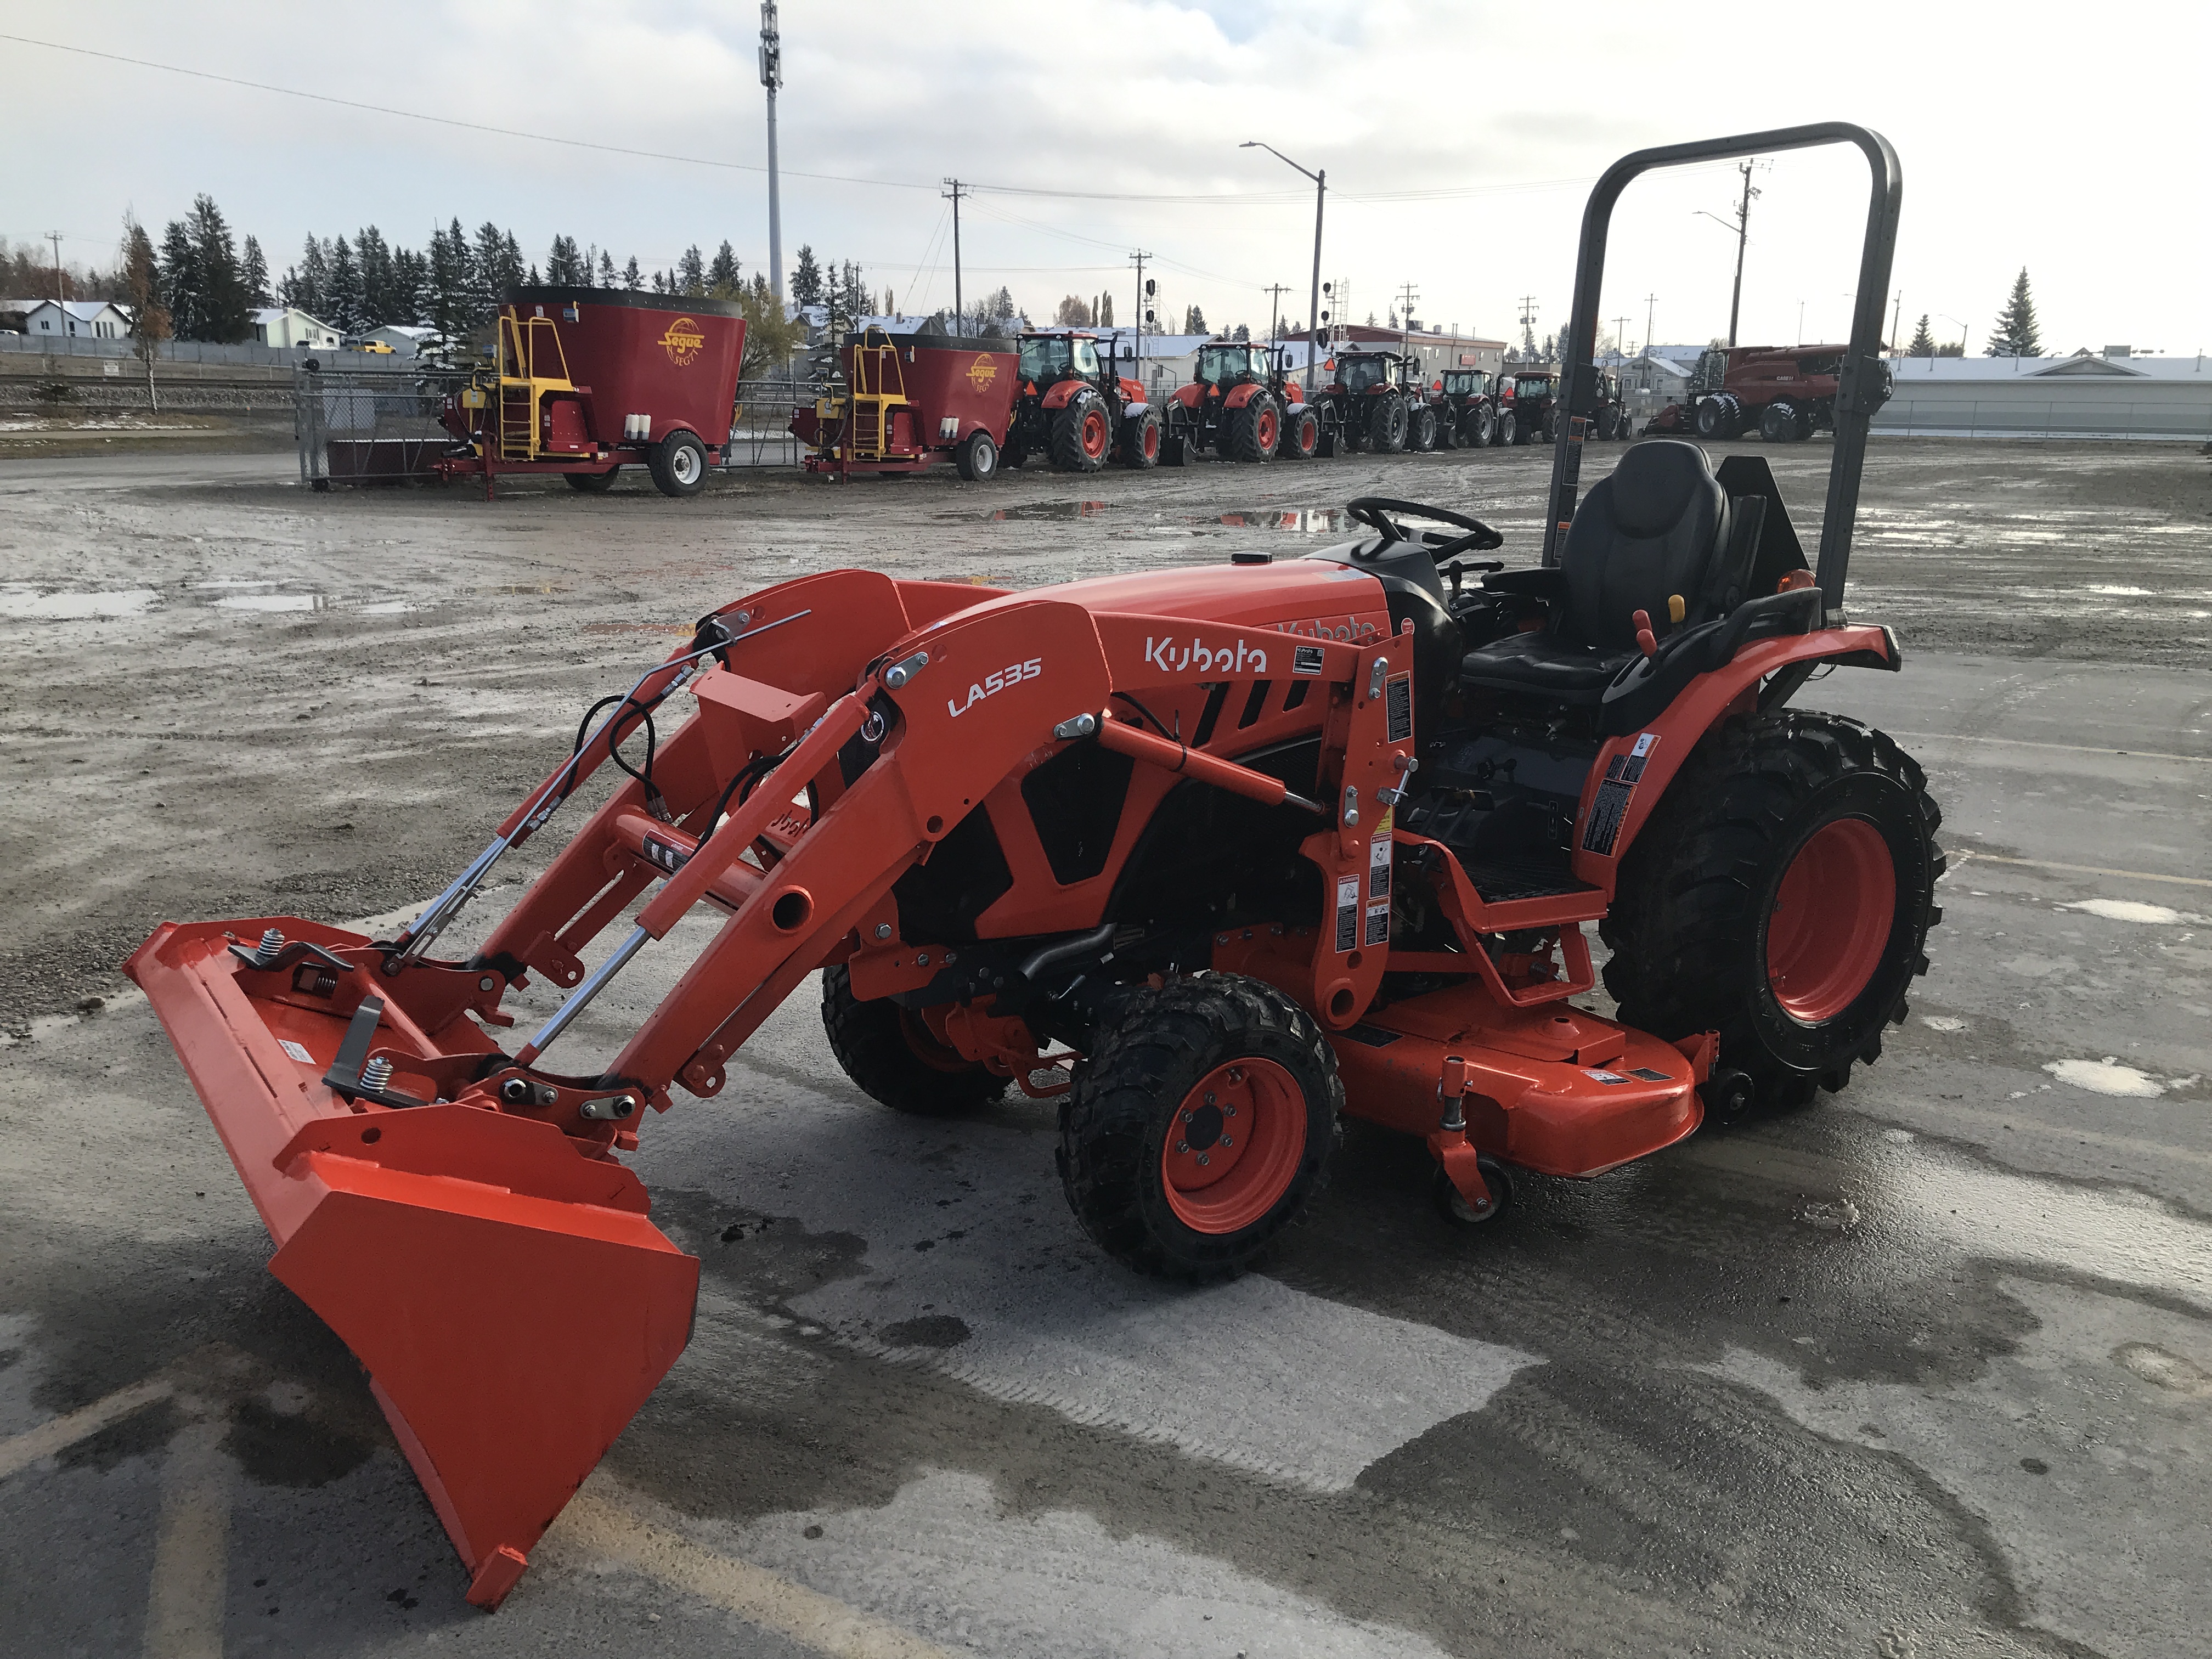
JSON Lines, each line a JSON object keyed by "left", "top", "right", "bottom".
{"left": 989, "top": 501, "right": 1108, "bottom": 522}
{"left": 213, "top": 593, "right": 325, "bottom": 613}
{"left": 191, "top": 579, "right": 277, "bottom": 590}
{"left": 2043, "top": 1057, "right": 2166, "bottom": 1098}
{"left": 358, "top": 600, "right": 414, "bottom": 615}
{"left": 0, "top": 587, "right": 160, "bottom": 620}
{"left": 1207, "top": 507, "right": 1347, "bottom": 533}
{"left": 458, "top": 583, "right": 573, "bottom": 595}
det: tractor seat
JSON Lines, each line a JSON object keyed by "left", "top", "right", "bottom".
{"left": 1461, "top": 439, "right": 1733, "bottom": 705}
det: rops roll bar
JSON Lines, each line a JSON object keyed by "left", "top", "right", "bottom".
{"left": 1541, "top": 122, "right": 1903, "bottom": 626}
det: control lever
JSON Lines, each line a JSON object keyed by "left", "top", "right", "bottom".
{"left": 1632, "top": 609, "right": 1659, "bottom": 659}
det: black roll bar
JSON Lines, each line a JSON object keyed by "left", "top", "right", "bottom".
{"left": 1540, "top": 122, "right": 1903, "bottom": 625}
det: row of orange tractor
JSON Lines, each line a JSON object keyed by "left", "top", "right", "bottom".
{"left": 788, "top": 329, "right": 1634, "bottom": 482}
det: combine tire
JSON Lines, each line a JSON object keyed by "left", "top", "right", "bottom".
{"left": 1408, "top": 404, "right": 1438, "bottom": 452}
{"left": 954, "top": 427, "right": 1000, "bottom": 482}
{"left": 1052, "top": 389, "right": 1113, "bottom": 473}
{"left": 822, "top": 965, "right": 1007, "bottom": 1116}
{"left": 565, "top": 467, "right": 620, "bottom": 492}
{"left": 648, "top": 430, "right": 709, "bottom": 496}
{"left": 1227, "top": 393, "right": 1280, "bottom": 463}
{"left": 1278, "top": 404, "right": 1320, "bottom": 460}
{"left": 1370, "top": 394, "right": 1409, "bottom": 453}
{"left": 1118, "top": 408, "right": 1161, "bottom": 470}
{"left": 1059, "top": 975, "right": 1340, "bottom": 1280}
{"left": 1759, "top": 402, "right": 1798, "bottom": 443}
{"left": 1600, "top": 711, "right": 1943, "bottom": 1114}
{"left": 1694, "top": 398, "right": 1736, "bottom": 441}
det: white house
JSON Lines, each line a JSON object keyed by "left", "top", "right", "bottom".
{"left": 4, "top": 298, "right": 132, "bottom": 339}
{"left": 1875, "top": 351, "right": 2212, "bottom": 439}
{"left": 251, "top": 307, "right": 342, "bottom": 349}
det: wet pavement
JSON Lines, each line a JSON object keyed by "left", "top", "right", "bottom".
{"left": 1, "top": 438, "right": 2208, "bottom": 1657}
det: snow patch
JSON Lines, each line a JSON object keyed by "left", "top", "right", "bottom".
{"left": 2044, "top": 1057, "right": 2165, "bottom": 1098}
{"left": 2063, "top": 898, "right": 2197, "bottom": 926}
{"left": 1922, "top": 1015, "right": 1967, "bottom": 1032}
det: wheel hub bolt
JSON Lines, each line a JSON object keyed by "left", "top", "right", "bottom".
{"left": 1197, "top": 1153, "right": 1210, "bottom": 1166}
{"left": 1176, "top": 1140, "right": 1189, "bottom": 1154}
{"left": 1204, "top": 1092, "right": 1217, "bottom": 1106}
{"left": 1220, "top": 1135, "right": 1233, "bottom": 1149}
{"left": 1227, "top": 1068, "right": 1243, "bottom": 1083}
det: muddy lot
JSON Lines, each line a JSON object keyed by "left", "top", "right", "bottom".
{"left": 2, "top": 438, "right": 2209, "bottom": 1658}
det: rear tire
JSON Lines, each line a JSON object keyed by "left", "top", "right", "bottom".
{"left": 1059, "top": 975, "right": 1341, "bottom": 1280}
{"left": 954, "top": 427, "right": 1000, "bottom": 482}
{"left": 1760, "top": 402, "right": 1797, "bottom": 443}
{"left": 1370, "top": 393, "right": 1409, "bottom": 453}
{"left": 566, "top": 467, "right": 620, "bottom": 492}
{"left": 1227, "top": 393, "right": 1280, "bottom": 462}
{"left": 822, "top": 965, "right": 1008, "bottom": 1116}
{"left": 1694, "top": 398, "right": 1733, "bottom": 441}
{"left": 648, "top": 430, "right": 708, "bottom": 496}
{"left": 1051, "top": 390, "right": 1112, "bottom": 473}
{"left": 1118, "top": 408, "right": 1161, "bottom": 470}
{"left": 1600, "top": 712, "right": 1944, "bottom": 1113}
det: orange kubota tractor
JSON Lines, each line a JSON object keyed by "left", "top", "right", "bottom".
{"left": 129, "top": 124, "right": 1929, "bottom": 1610}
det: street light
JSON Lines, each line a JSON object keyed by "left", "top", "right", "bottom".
{"left": 1240, "top": 142, "right": 1325, "bottom": 392}
{"left": 1937, "top": 313, "right": 1971, "bottom": 357}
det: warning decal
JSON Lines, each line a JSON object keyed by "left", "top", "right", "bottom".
{"left": 1335, "top": 876, "right": 1361, "bottom": 952}
{"left": 1364, "top": 901, "right": 1390, "bottom": 948}
{"left": 1581, "top": 733, "right": 1658, "bottom": 856}
{"left": 1384, "top": 673, "right": 1414, "bottom": 744}
{"left": 1368, "top": 832, "right": 1392, "bottom": 900}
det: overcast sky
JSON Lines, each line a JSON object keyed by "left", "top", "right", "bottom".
{"left": 5, "top": 1, "right": 2207, "bottom": 355}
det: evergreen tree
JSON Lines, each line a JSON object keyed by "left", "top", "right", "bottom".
{"left": 1184, "top": 303, "right": 1207, "bottom": 334}
{"left": 356, "top": 226, "right": 397, "bottom": 324}
{"left": 599, "top": 250, "right": 617, "bottom": 287}
{"left": 788, "top": 244, "right": 823, "bottom": 308}
{"left": 675, "top": 245, "right": 707, "bottom": 296}
{"left": 622, "top": 255, "right": 640, "bottom": 289}
{"left": 1098, "top": 291, "right": 1114, "bottom": 327}
{"left": 425, "top": 222, "right": 475, "bottom": 356}
{"left": 1231, "top": 323, "right": 1249, "bottom": 342}
{"left": 391, "top": 247, "right": 427, "bottom": 325}
{"left": 1985, "top": 267, "right": 2041, "bottom": 357}
{"left": 240, "top": 235, "right": 270, "bottom": 308}
{"left": 1908, "top": 314, "right": 1936, "bottom": 357}
{"left": 527, "top": 263, "right": 541, "bottom": 285}
{"left": 707, "top": 240, "right": 741, "bottom": 294}
{"left": 547, "top": 235, "right": 583, "bottom": 285}
{"left": 325, "top": 235, "right": 363, "bottom": 334}
{"left": 158, "top": 218, "right": 198, "bottom": 336}
{"left": 185, "top": 194, "right": 250, "bottom": 341}
{"left": 280, "top": 234, "right": 330, "bottom": 319}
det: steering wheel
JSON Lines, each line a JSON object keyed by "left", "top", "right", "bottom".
{"left": 1344, "top": 496, "right": 1505, "bottom": 559}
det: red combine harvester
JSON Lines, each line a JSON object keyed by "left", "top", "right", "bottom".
{"left": 437, "top": 289, "right": 746, "bottom": 498}
{"left": 130, "top": 124, "right": 1925, "bottom": 1611}
{"left": 789, "top": 326, "right": 1020, "bottom": 482}
{"left": 1645, "top": 344, "right": 1891, "bottom": 442}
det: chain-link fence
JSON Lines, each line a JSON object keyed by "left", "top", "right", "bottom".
{"left": 296, "top": 364, "right": 472, "bottom": 488}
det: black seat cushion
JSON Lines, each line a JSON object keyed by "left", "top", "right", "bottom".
{"left": 1460, "top": 439, "right": 1730, "bottom": 702}
{"left": 1458, "top": 629, "right": 1632, "bottom": 704}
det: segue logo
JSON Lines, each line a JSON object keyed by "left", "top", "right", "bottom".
{"left": 949, "top": 657, "right": 1042, "bottom": 716}
{"left": 966, "top": 354, "right": 999, "bottom": 392}
{"left": 1144, "top": 635, "right": 1267, "bottom": 675}
{"left": 658, "top": 317, "right": 707, "bottom": 368}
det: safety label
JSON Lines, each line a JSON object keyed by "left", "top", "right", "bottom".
{"left": 1364, "top": 900, "right": 1391, "bottom": 948}
{"left": 1581, "top": 732, "right": 1658, "bottom": 857}
{"left": 1385, "top": 673, "right": 1414, "bottom": 743}
{"left": 278, "top": 1039, "right": 313, "bottom": 1064}
{"left": 641, "top": 834, "right": 691, "bottom": 874}
{"left": 1335, "top": 876, "right": 1361, "bottom": 952}
{"left": 1583, "top": 1068, "right": 1630, "bottom": 1085}
{"left": 1627, "top": 1066, "right": 1671, "bottom": 1082}
{"left": 1368, "top": 832, "right": 1392, "bottom": 900}
{"left": 1293, "top": 644, "right": 1327, "bottom": 676}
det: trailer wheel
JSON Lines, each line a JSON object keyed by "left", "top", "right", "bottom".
{"left": 1052, "top": 390, "right": 1111, "bottom": 473}
{"left": 1600, "top": 711, "right": 1944, "bottom": 1114}
{"left": 1279, "top": 405, "right": 1319, "bottom": 460}
{"left": 1370, "top": 393, "right": 1409, "bottom": 453}
{"left": 1227, "top": 393, "right": 1280, "bottom": 463}
{"left": 1059, "top": 974, "right": 1341, "bottom": 1280}
{"left": 821, "top": 965, "right": 1007, "bottom": 1116}
{"left": 565, "top": 466, "right": 620, "bottom": 493}
{"left": 648, "top": 430, "right": 708, "bottom": 496}
{"left": 955, "top": 427, "right": 1000, "bottom": 482}
{"left": 1118, "top": 408, "right": 1161, "bottom": 470}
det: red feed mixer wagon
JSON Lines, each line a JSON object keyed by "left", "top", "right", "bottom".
{"left": 789, "top": 325, "right": 1022, "bottom": 482}
{"left": 128, "top": 123, "right": 1932, "bottom": 1612}
{"left": 438, "top": 287, "right": 747, "bottom": 498}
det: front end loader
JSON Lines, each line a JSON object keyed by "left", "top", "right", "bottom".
{"left": 131, "top": 123, "right": 1933, "bottom": 1610}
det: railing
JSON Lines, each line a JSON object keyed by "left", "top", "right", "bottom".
{"left": 295, "top": 365, "right": 473, "bottom": 488}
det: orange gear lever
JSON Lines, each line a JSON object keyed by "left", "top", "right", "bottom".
{"left": 1632, "top": 608, "right": 1659, "bottom": 658}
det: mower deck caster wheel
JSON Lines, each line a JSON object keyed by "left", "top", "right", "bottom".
{"left": 1432, "top": 1155, "right": 1514, "bottom": 1227}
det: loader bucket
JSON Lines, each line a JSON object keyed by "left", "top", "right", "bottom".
{"left": 125, "top": 916, "right": 698, "bottom": 1609}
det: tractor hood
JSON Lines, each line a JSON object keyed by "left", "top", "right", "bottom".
{"left": 921, "top": 558, "right": 1395, "bottom": 650}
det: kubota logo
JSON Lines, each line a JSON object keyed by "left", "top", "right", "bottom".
{"left": 1144, "top": 635, "right": 1267, "bottom": 675}
{"left": 966, "top": 353, "right": 998, "bottom": 392}
{"left": 1276, "top": 617, "right": 1381, "bottom": 644}
{"left": 949, "top": 656, "right": 1042, "bottom": 716}
{"left": 658, "top": 316, "right": 706, "bottom": 367}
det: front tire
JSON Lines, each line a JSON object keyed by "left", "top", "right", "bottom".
{"left": 1278, "top": 404, "right": 1320, "bottom": 460}
{"left": 1059, "top": 975, "right": 1341, "bottom": 1280}
{"left": 648, "top": 430, "right": 709, "bottom": 496}
{"left": 822, "top": 965, "right": 1008, "bottom": 1116}
{"left": 1494, "top": 408, "right": 1518, "bottom": 447}
{"left": 1051, "top": 389, "right": 1112, "bottom": 473}
{"left": 1118, "top": 407, "right": 1161, "bottom": 470}
{"left": 1600, "top": 712, "right": 1944, "bottom": 1112}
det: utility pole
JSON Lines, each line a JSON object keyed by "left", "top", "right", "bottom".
{"left": 1611, "top": 314, "right": 1630, "bottom": 366}
{"left": 1396, "top": 281, "right": 1419, "bottom": 334}
{"left": 1726, "top": 159, "right": 1759, "bottom": 348}
{"left": 1516, "top": 295, "right": 1538, "bottom": 360}
{"left": 1888, "top": 288, "right": 1903, "bottom": 352}
{"left": 1264, "top": 281, "right": 1290, "bottom": 344}
{"left": 941, "top": 179, "right": 968, "bottom": 333}
{"left": 758, "top": 4, "right": 784, "bottom": 298}
{"left": 1130, "top": 249, "right": 1152, "bottom": 387}
{"left": 47, "top": 232, "right": 65, "bottom": 302}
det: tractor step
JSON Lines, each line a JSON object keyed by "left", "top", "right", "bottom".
{"left": 1455, "top": 854, "right": 1601, "bottom": 905}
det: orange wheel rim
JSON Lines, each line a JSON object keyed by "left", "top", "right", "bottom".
{"left": 1256, "top": 409, "right": 1278, "bottom": 449}
{"left": 1159, "top": 1059, "right": 1305, "bottom": 1233}
{"left": 1142, "top": 423, "right": 1159, "bottom": 459}
{"left": 1081, "top": 411, "right": 1108, "bottom": 457}
{"left": 1766, "top": 817, "right": 1895, "bottom": 1022}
